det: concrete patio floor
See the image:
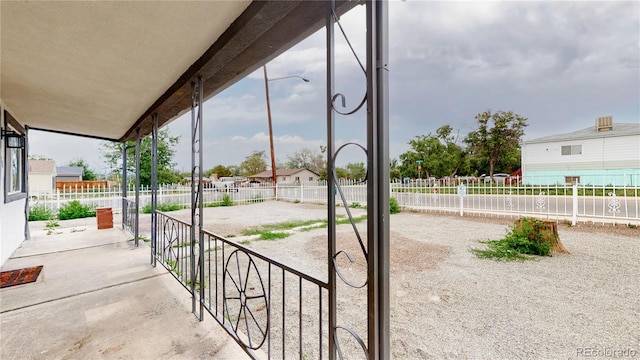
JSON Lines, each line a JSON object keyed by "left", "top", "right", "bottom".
{"left": 0, "top": 217, "right": 250, "bottom": 359}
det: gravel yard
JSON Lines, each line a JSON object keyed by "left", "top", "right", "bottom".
{"left": 36, "top": 201, "right": 639, "bottom": 359}
{"left": 162, "top": 201, "right": 639, "bottom": 359}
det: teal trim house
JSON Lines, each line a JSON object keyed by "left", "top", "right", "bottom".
{"left": 521, "top": 117, "right": 640, "bottom": 186}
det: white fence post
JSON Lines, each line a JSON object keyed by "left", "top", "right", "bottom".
{"left": 56, "top": 189, "right": 61, "bottom": 210}
{"left": 300, "top": 182, "right": 304, "bottom": 203}
{"left": 572, "top": 183, "right": 578, "bottom": 226}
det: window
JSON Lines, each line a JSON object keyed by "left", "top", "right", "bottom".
{"left": 561, "top": 145, "right": 582, "bottom": 155}
{"left": 565, "top": 176, "right": 580, "bottom": 184}
{"left": 308, "top": 177, "right": 313, "bottom": 181}
{"left": 4, "top": 111, "right": 26, "bottom": 203}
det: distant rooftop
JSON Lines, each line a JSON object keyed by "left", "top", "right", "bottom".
{"left": 525, "top": 122, "right": 640, "bottom": 144}
{"left": 56, "top": 166, "right": 83, "bottom": 177}
{"left": 28, "top": 159, "right": 56, "bottom": 174}
{"left": 252, "top": 168, "right": 319, "bottom": 178}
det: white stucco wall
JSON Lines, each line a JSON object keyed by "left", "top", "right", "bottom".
{"left": 1, "top": 99, "right": 28, "bottom": 266}
{"left": 29, "top": 173, "right": 54, "bottom": 193}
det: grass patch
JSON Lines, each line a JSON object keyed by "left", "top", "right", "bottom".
{"left": 239, "top": 239, "right": 251, "bottom": 245}
{"left": 242, "top": 215, "right": 368, "bottom": 235}
{"left": 349, "top": 202, "right": 364, "bottom": 209}
{"left": 142, "top": 202, "right": 185, "bottom": 213}
{"left": 257, "top": 232, "right": 289, "bottom": 241}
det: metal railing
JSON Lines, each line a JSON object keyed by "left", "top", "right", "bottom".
{"left": 155, "top": 211, "right": 194, "bottom": 289}
{"left": 153, "top": 210, "right": 330, "bottom": 359}
{"left": 200, "top": 229, "right": 329, "bottom": 359}
{"left": 122, "top": 198, "right": 137, "bottom": 235}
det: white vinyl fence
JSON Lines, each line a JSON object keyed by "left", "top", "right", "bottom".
{"left": 29, "top": 177, "right": 640, "bottom": 226}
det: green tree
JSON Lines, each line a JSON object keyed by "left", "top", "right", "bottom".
{"left": 465, "top": 110, "right": 527, "bottom": 178}
{"left": 238, "top": 151, "right": 267, "bottom": 176}
{"left": 28, "top": 155, "right": 52, "bottom": 160}
{"left": 285, "top": 148, "right": 323, "bottom": 171}
{"left": 389, "top": 158, "right": 401, "bottom": 181}
{"left": 335, "top": 167, "right": 349, "bottom": 179}
{"left": 345, "top": 162, "right": 366, "bottom": 180}
{"left": 398, "top": 125, "right": 465, "bottom": 179}
{"left": 67, "top": 158, "right": 97, "bottom": 180}
{"left": 100, "top": 128, "right": 180, "bottom": 186}
{"left": 206, "top": 165, "right": 233, "bottom": 179}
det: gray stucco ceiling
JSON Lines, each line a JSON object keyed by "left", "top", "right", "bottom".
{"left": 1, "top": 1, "right": 358, "bottom": 142}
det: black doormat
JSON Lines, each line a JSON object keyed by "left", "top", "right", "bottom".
{"left": 0, "top": 265, "right": 43, "bottom": 288}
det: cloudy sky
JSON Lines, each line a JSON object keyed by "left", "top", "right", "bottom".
{"left": 29, "top": 1, "right": 639, "bottom": 176}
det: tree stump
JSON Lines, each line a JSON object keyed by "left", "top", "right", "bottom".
{"left": 515, "top": 218, "right": 570, "bottom": 254}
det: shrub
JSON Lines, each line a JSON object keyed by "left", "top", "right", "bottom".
{"left": 58, "top": 200, "right": 96, "bottom": 220}
{"left": 221, "top": 194, "right": 234, "bottom": 207}
{"left": 29, "top": 204, "right": 55, "bottom": 221}
{"left": 471, "top": 217, "right": 552, "bottom": 261}
{"left": 389, "top": 197, "right": 400, "bottom": 214}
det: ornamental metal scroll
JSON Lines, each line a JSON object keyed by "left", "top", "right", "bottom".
{"left": 332, "top": 142, "right": 368, "bottom": 289}
{"left": 330, "top": 10, "right": 367, "bottom": 116}
{"left": 536, "top": 191, "right": 546, "bottom": 210}
{"left": 335, "top": 325, "right": 369, "bottom": 360}
{"left": 607, "top": 192, "right": 621, "bottom": 214}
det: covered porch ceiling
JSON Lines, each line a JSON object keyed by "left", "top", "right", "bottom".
{"left": 1, "top": 0, "right": 358, "bottom": 142}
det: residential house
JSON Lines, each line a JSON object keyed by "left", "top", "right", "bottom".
{"left": 521, "top": 117, "right": 640, "bottom": 185}
{"left": 28, "top": 159, "right": 57, "bottom": 193}
{"left": 250, "top": 168, "right": 320, "bottom": 184}
{"left": 55, "top": 166, "right": 83, "bottom": 183}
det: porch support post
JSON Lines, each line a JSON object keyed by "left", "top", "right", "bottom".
{"left": 134, "top": 127, "right": 141, "bottom": 247}
{"left": 325, "top": 1, "right": 337, "bottom": 359}
{"left": 24, "top": 126, "right": 30, "bottom": 241}
{"left": 122, "top": 143, "right": 127, "bottom": 229}
{"left": 190, "top": 76, "right": 204, "bottom": 320}
{"left": 366, "top": 1, "right": 390, "bottom": 359}
{"left": 151, "top": 114, "right": 158, "bottom": 266}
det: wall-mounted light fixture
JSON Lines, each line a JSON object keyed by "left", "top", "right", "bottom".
{"left": 1, "top": 129, "right": 25, "bottom": 149}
